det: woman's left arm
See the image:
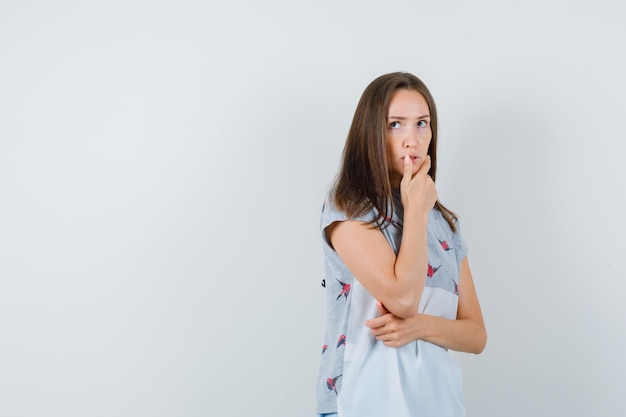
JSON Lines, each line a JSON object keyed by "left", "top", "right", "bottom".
{"left": 365, "top": 257, "right": 487, "bottom": 354}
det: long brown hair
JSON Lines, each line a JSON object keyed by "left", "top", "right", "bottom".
{"left": 331, "top": 72, "right": 458, "bottom": 232}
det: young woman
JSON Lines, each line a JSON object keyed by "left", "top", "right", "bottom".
{"left": 316, "top": 72, "right": 486, "bottom": 417}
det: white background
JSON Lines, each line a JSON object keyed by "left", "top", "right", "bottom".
{"left": 1, "top": 1, "right": 625, "bottom": 416}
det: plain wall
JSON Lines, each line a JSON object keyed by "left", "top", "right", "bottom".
{"left": 1, "top": 0, "right": 624, "bottom": 416}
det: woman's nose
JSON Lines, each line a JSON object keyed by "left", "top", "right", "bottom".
{"left": 403, "top": 130, "right": 419, "bottom": 148}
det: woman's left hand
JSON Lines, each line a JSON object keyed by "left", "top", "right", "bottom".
{"left": 366, "top": 258, "right": 487, "bottom": 353}
{"left": 365, "top": 302, "right": 431, "bottom": 348}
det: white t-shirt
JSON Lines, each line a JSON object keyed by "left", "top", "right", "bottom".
{"left": 316, "top": 192, "right": 468, "bottom": 417}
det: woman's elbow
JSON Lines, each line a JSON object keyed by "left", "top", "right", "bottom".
{"left": 471, "top": 328, "right": 488, "bottom": 354}
{"left": 385, "top": 295, "right": 420, "bottom": 318}
{"left": 394, "top": 308, "right": 419, "bottom": 319}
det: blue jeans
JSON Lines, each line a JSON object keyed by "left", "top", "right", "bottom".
{"left": 317, "top": 414, "right": 338, "bottom": 417}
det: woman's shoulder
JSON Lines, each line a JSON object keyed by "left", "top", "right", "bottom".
{"left": 321, "top": 193, "right": 377, "bottom": 228}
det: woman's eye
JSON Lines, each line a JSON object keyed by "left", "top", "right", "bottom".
{"left": 417, "top": 120, "right": 428, "bottom": 127}
{"left": 389, "top": 121, "right": 401, "bottom": 129}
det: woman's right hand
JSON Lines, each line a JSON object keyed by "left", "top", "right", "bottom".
{"left": 400, "top": 155, "right": 438, "bottom": 216}
{"left": 327, "top": 155, "right": 436, "bottom": 318}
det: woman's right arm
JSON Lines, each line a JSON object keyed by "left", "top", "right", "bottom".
{"left": 326, "top": 156, "right": 437, "bottom": 318}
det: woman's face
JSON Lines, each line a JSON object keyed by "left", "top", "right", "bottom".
{"left": 386, "top": 89, "right": 432, "bottom": 188}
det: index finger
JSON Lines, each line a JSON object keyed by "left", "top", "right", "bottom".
{"left": 402, "top": 154, "right": 413, "bottom": 181}
{"left": 365, "top": 315, "right": 390, "bottom": 329}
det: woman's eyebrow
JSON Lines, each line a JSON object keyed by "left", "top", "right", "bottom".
{"left": 388, "top": 114, "right": 431, "bottom": 119}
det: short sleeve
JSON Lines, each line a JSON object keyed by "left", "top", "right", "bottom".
{"left": 320, "top": 196, "right": 377, "bottom": 248}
